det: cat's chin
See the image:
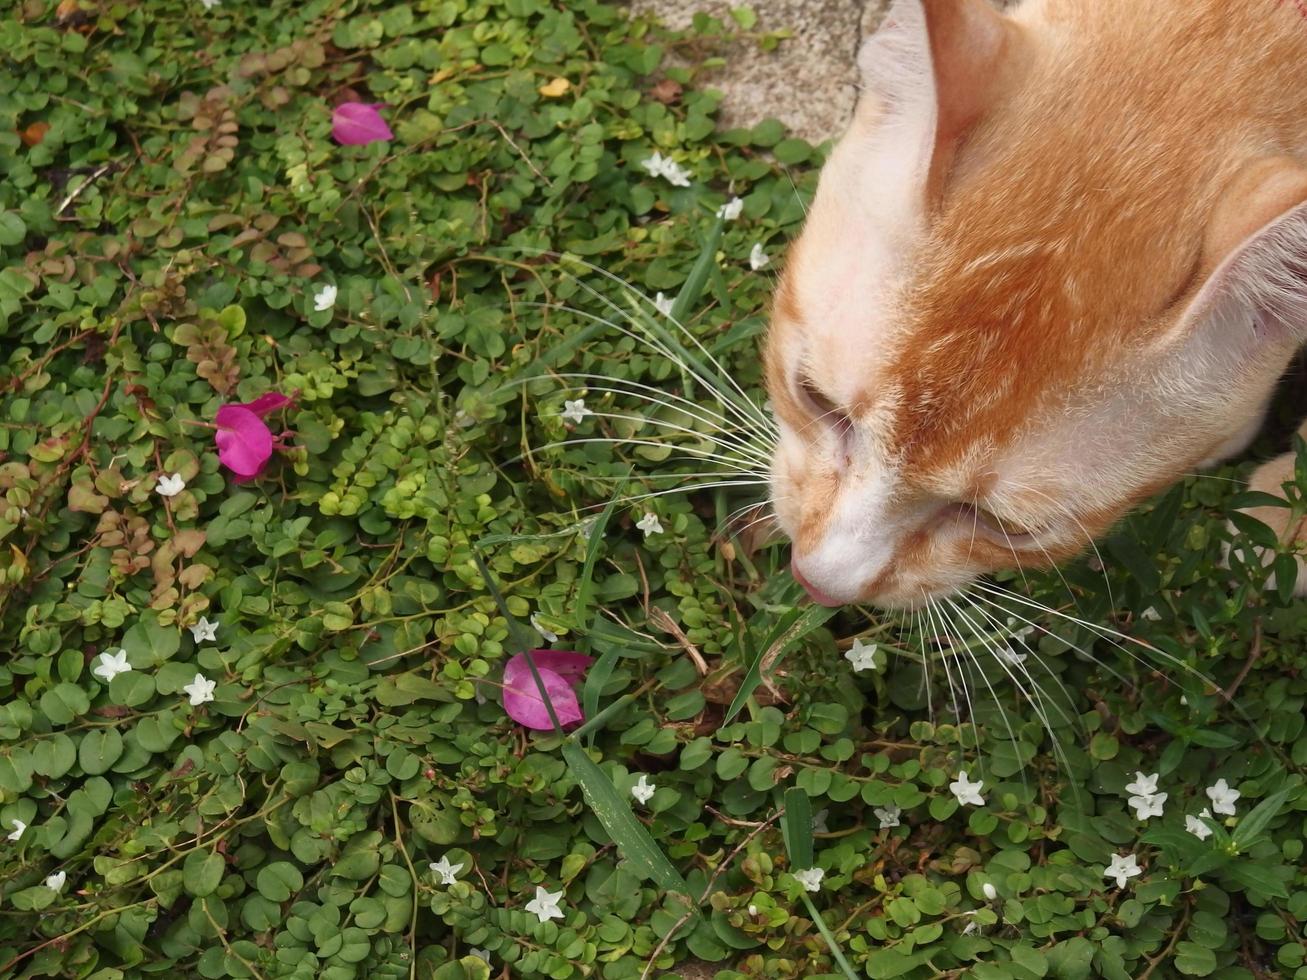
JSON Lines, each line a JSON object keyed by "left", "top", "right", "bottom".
{"left": 792, "top": 561, "right": 970, "bottom": 611}
{"left": 858, "top": 584, "right": 970, "bottom": 614}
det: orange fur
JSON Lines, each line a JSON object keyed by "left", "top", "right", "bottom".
{"left": 766, "top": 0, "right": 1307, "bottom": 607}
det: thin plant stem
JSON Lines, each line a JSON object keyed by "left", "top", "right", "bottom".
{"left": 800, "top": 892, "right": 861, "bottom": 980}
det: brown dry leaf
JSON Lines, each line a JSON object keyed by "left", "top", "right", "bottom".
{"left": 538, "top": 77, "right": 571, "bottom": 98}
{"left": 172, "top": 529, "right": 207, "bottom": 557}
{"left": 68, "top": 481, "right": 109, "bottom": 514}
{"left": 649, "top": 79, "right": 683, "bottom": 105}
{"left": 178, "top": 564, "right": 212, "bottom": 590}
{"left": 18, "top": 122, "right": 50, "bottom": 147}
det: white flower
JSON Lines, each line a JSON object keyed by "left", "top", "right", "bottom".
{"left": 874, "top": 804, "right": 901, "bottom": 830}
{"left": 997, "top": 645, "right": 1028, "bottom": 666}
{"left": 155, "top": 473, "right": 186, "bottom": 497}
{"left": 189, "top": 616, "right": 218, "bottom": 643}
{"left": 653, "top": 291, "right": 675, "bottom": 317}
{"left": 663, "top": 161, "right": 692, "bottom": 187}
{"left": 92, "top": 649, "right": 132, "bottom": 683}
{"left": 530, "top": 613, "right": 558, "bottom": 644}
{"left": 1206, "top": 778, "right": 1240, "bottom": 816}
{"left": 636, "top": 512, "right": 663, "bottom": 537}
{"left": 470, "top": 948, "right": 491, "bottom": 962}
{"left": 811, "top": 808, "right": 829, "bottom": 835}
{"left": 45, "top": 871, "right": 66, "bottom": 893}
{"left": 717, "top": 196, "right": 744, "bottom": 221}
{"left": 749, "top": 243, "right": 770, "bottom": 271}
{"left": 1141, "top": 606, "right": 1162, "bottom": 622}
{"left": 747, "top": 904, "right": 758, "bottom": 916}
{"left": 1186, "top": 809, "right": 1214, "bottom": 840}
{"left": 428, "top": 855, "right": 463, "bottom": 885}
{"left": 843, "top": 637, "right": 879, "bottom": 674}
{"left": 640, "top": 151, "right": 692, "bottom": 187}
{"left": 1128, "top": 792, "right": 1167, "bottom": 821}
{"left": 640, "top": 152, "right": 669, "bottom": 178}
{"left": 200, "top": 0, "right": 221, "bottom": 8}
{"left": 793, "top": 867, "right": 824, "bottom": 893}
{"left": 949, "top": 771, "right": 985, "bottom": 807}
{"left": 962, "top": 916, "right": 979, "bottom": 936}
{"left": 312, "top": 283, "right": 337, "bottom": 312}
{"left": 560, "top": 399, "right": 591, "bottom": 425}
{"left": 524, "top": 886, "right": 565, "bottom": 923}
{"left": 1103, "top": 853, "right": 1142, "bottom": 890}
{"left": 1125, "top": 771, "right": 1159, "bottom": 797}
{"left": 1006, "top": 617, "right": 1036, "bottom": 642}
{"left": 7, "top": 819, "right": 25, "bottom": 842}
{"left": 982, "top": 882, "right": 997, "bottom": 901}
{"left": 631, "top": 774, "right": 656, "bottom": 805}
{"left": 182, "top": 673, "right": 216, "bottom": 706}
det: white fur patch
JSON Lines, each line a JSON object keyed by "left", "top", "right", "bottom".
{"left": 790, "top": 450, "right": 906, "bottom": 601}
{"left": 783, "top": 0, "right": 940, "bottom": 409}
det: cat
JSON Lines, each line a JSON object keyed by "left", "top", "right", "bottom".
{"left": 765, "top": 0, "right": 1307, "bottom": 609}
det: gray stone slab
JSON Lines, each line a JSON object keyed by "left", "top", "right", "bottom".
{"left": 628, "top": 0, "right": 889, "bottom": 144}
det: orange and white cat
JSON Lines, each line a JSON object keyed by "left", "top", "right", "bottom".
{"left": 766, "top": 0, "right": 1307, "bottom": 608}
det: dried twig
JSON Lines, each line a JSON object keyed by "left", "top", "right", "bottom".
{"left": 1221, "top": 617, "right": 1262, "bottom": 703}
{"left": 54, "top": 161, "right": 119, "bottom": 219}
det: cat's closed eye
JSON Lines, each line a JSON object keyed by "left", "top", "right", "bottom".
{"left": 794, "top": 374, "right": 853, "bottom": 440}
{"left": 952, "top": 503, "right": 1047, "bottom": 547}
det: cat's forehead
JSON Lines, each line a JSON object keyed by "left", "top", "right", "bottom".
{"left": 780, "top": 97, "right": 1220, "bottom": 477}
{"left": 887, "top": 140, "right": 1221, "bottom": 459}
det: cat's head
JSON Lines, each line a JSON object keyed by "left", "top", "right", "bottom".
{"left": 766, "top": 0, "right": 1307, "bottom": 609}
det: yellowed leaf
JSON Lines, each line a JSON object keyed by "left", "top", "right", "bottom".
{"left": 538, "top": 77, "right": 571, "bottom": 98}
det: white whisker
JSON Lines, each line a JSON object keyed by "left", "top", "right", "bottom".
{"left": 523, "top": 437, "right": 766, "bottom": 474}
{"left": 531, "top": 372, "right": 768, "bottom": 447}
{"left": 548, "top": 255, "right": 780, "bottom": 435}
{"left": 524, "top": 299, "right": 772, "bottom": 438}
{"left": 570, "top": 409, "right": 773, "bottom": 469}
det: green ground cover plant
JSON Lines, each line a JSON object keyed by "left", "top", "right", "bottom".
{"left": 3, "top": 0, "right": 1307, "bottom": 977}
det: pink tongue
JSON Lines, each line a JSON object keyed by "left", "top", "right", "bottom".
{"left": 791, "top": 563, "right": 846, "bottom": 608}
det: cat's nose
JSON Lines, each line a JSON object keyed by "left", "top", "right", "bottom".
{"left": 790, "top": 560, "right": 847, "bottom": 607}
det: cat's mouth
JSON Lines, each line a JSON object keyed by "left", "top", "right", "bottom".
{"left": 790, "top": 561, "right": 846, "bottom": 607}
{"left": 790, "top": 556, "right": 972, "bottom": 611}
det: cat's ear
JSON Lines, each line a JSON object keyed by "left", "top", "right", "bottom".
{"left": 1170, "top": 159, "right": 1307, "bottom": 361}
{"left": 855, "top": 0, "right": 1019, "bottom": 198}
{"left": 1155, "top": 160, "right": 1307, "bottom": 415}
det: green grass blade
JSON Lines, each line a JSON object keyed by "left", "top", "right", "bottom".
{"left": 580, "top": 648, "right": 621, "bottom": 743}
{"left": 670, "top": 215, "right": 724, "bottom": 322}
{"left": 724, "top": 604, "right": 838, "bottom": 724}
{"left": 575, "top": 488, "right": 627, "bottom": 738}
{"left": 560, "top": 741, "right": 698, "bottom": 914}
{"left": 799, "top": 893, "right": 860, "bottom": 980}
{"left": 781, "top": 787, "right": 813, "bottom": 870}
{"left": 628, "top": 214, "right": 756, "bottom": 419}
{"left": 571, "top": 687, "right": 638, "bottom": 742}
{"left": 574, "top": 483, "right": 625, "bottom": 649}
{"left": 1232, "top": 785, "right": 1295, "bottom": 849}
